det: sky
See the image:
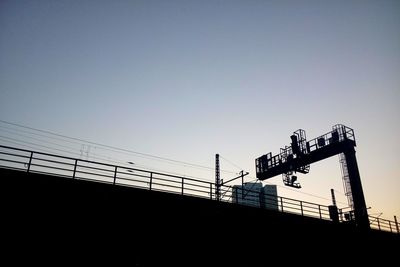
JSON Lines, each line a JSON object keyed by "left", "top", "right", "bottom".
{"left": 1, "top": 0, "right": 399, "bottom": 221}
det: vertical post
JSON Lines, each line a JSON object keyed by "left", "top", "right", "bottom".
{"left": 280, "top": 197, "right": 284, "bottom": 212}
{"left": 149, "top": 172, "right": 153, "bottom": 190}
{"left": 318, "top": 205, "right": 322, "bottom": 219}
{"left": 329, "top": 205, "right": 339, "bottom": 223}
{"left": 232, "top": 188, "right": 239, "bottom": 204}
{"left": 377, "top": 218, "right": 381, "bottom": 230}
{"left": 300, "top": 201, "right": 303, "bottom": 216}
{"left": 241, "top": 170, "right": 244, "bottom": 200}
{"left": 72, "top": 159, "right": 78, "bottom": 179}
{"left": 181, "top": 178, "right": 184, "bottom": 195}
{"left": 113, "top": 166, "right": 117, "bottom": 185}
{"left": 394, "top": 216, "right": 399, "bottom": 234}
{"left": 389, "top": 221, "right": 392, "bottom": 233}
{"left": 210, "top": 183, "right": 213, "bottom": 200}
{"left": 330, "top": 189, "right": 337, "bottom": 206}
{"left": 27, "top": 152, "right": 33, "bottom": 173}
{"left": 215, "top": 154, "right": 221, "bottom": 201}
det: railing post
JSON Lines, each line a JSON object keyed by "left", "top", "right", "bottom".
{"left": 318, "top": 205, "right": 322, "bottom": 219}
{"left": 210, "top": 183, "right": 213, "bottom": 200}
{"left": 72, "top": 159, "right": 78, "bottom": 179}
{"left": 149, "top": 172, "right": 153, "bottom": 190}
{"left": 377, "top": 218, "right": 381, "bottom": 230}
{"left": 181, "top": 178, "right": 184, "bottom": 195}
{"left": 280, "top": 197, "right": 284, "bottom": 212}
{"left": 113, "top": 166, "right": 118, "bottom": 185}
{"left": 394, "top": 216, "right": 399, "bottom": 234}
{"left": 27, "top": 152, "right": 33, "bottom": 173}
{"left": 389, "top": 220, "right": 392, "bottom": 233}
{"left": 300, "top": 201, "right": 304, "bottom": 216}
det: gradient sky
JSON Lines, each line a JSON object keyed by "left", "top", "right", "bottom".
{"left": 1, "top": 0, "right": 399, "bottom": 220}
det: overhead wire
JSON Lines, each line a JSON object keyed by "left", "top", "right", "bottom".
{"left": 0, "top": 134, "right": 215, "bottom": 181}
{"left": 0, "top": 124, "right": 83, "bottom": 146}
{"left": 0, "top": 123, "right": 225, "bottom": 181}
{"left": 0, "top": 126, "right": 166, "bottom": 169}
{"left": 0, "top": 137, "right": 52, "bottom": 154}
{"left": 0, "top": 128, "right": 86, "bottom": 154}
{"left": 0, "top": 119, "right": 351, "bottom": 205}
{"left": 0, "top": 119, "right": 238, "bottom": 175}
{"left": 0, "top": 135, "right": 84, "bottom": 158}
{"left": 219, "top": 155, "right": 243, "bottom": 171}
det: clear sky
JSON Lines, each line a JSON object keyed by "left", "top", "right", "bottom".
{"left": 1, "top": 0, "right": 399, "bottom": 221}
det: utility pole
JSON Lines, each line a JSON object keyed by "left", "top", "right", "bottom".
{"left": 215, "top": 154, "right": 221, "bottom": 201}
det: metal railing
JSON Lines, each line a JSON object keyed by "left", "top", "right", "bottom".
{"left": 369, "top": 215, "right": 400, "bottom": 233}
{"left": 0, "top": 145, "right": 398, "bottom": 234}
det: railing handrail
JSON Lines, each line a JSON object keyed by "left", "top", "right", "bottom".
{"left": 0, "top": 144, "right": 210, "bottom": 184}
{"left": 0, "top": 144, "right": 398, "bottom": 234}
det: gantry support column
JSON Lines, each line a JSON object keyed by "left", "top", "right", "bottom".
{"left": 344, "top": 145, "right": 370, "bottom": 230}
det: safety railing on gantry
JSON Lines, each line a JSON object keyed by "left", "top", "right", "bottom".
{"left": 0, "top": 145, "right": 398, "bottom": 234}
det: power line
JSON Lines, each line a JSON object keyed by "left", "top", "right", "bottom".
{"left": 0, "top": 135, "right": 85, "bottom": 158}
{"left": 0, "top": 124, "right": 222, "bottom": 181}
{"left": 0, "top": 126, "right": 182, "bottom": 171}
{"left": 219, "top": 155, "right": 243, "bottom": 171}
{"left": 0, "top": 135, "right": 214, "bottom": 182}
{"left": 0, "top": 124, "right": 82, "bottom": 146}
{"left": 0, "top": 128, "right": 83, "bottom": 154}
{"left": 0, "top": 138, "right": 55, "bottom": 154}
{"left": 0, "top": 122, "right": 352, "bottom": 208}
{"left": 0, "top": 119, "right": 351, "bottom": 204}
{"left": 0, "top": 119, "right": 237, "bottom": 175}
{"left": 0, "top": 120, "right": 208, "bottom": 168}
{"left": 333, "top": 188, "right": 346, "bottom": 196}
